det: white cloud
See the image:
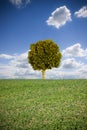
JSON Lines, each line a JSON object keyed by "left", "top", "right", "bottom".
{"left": 0, "top": 54, "right": 14, "bottom": 59}
{"left": 46, "top": 64, "right": 87, "bottom": 79}
{"left": 62, "top": 43, "right": 87, "bottom": 58}
{"left": 75, "top": 6, "right": 87, "bottom": 18}
{"left": 78, "top": 65, "right": 87, "bottom": 78}
{"left": 45, "top": 55, "right": 87, "bottom": 79}
{"left": 10, "top": 52, "right": 29, "bottom": 68}
{"left": 0, "top": 47, "right": 87, "bottom": 79}
{"left": 0, "top": 64, "right": 16, "bottom": 79}
{"left": 61, "top": 58, "right": 83, "bottom": 69}
{"left": 9, "top": 0, "right": 30, "bottom": 8}
{"left": 0, "top": 51, "right": 41, "bottom": 79}
{"left": 46, "top": 6, "right": 72, "bottom": 29}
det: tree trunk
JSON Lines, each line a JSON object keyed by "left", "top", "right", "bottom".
{"left": 42, "top": 70, "right": 45, "bottom": 79}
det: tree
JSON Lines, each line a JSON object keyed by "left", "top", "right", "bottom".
{"left": 28, "top": 39, "right": 62, "bottom": 79}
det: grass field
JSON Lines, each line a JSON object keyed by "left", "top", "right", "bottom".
{"left": 0, "top": 79, "right": 87, "bottom": 130}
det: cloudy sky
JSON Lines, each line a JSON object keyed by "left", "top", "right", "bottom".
{"left": 0, "top": 0, "right": 87, "bottom": 79}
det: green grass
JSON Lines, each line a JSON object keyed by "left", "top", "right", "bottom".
{"left": 0, "top": 79, "right": 87, "bottom": 130}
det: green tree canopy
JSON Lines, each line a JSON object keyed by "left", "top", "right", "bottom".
{"left": 28, "top": 40, "right": 62, "bottom": 79}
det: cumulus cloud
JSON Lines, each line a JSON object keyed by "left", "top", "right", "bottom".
{"left": 0, "top": 54, "right": 14, "bottom": 59}
{"left": 0, "top": 64, "right": 16, "bottom": 79}
{"left": 62, "top": 43, "right": 87, "bottom": 58}
{"left": 46, "top": 43, "right": 87, "bottom": 79}
{"left": 78, "top": 65, "right": 87, "bottom": 79}
{"left": 46, "top": 61, "right": 87, "bottom": 79}
{"left": 75, "top": 6, "right": 87, "bottom": 18}
{"left": 61, "top": 58, "right": 83, "bottom": 69}
{"left": 9, "top": 0, "right": 30, "bottom": 8}
{"left": 0, "top": 51, "right": 41, "bottom": 79}
{"left": 10, "top": 52, "right": 29, "bottom": 68}
{"left": 0, "top": 47, "right": 87, "bottom": 79}
{"left": 14, "top": 68, "right": 41, "bottom": 79}
{"left": 46, "top": 6, "right": 72, "bottom": 29}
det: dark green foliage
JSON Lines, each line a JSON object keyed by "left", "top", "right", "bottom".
{"left": 28, "top": 40, "right": 62, "bottom": 71}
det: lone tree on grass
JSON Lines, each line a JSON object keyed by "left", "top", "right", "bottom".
{"left": 28, "top": 40, "right": 62, "bottom": 79}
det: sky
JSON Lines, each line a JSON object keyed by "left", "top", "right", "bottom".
{"left": 0, "top": 0, "right": 87, "bottom": 79}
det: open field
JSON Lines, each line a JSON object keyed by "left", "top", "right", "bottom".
{"left": 0, "top": 79, "right": 87, "bottom": 130}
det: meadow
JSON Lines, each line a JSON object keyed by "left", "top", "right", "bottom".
{"left": 0, "top": 79, "right": 87, "bottom": 130}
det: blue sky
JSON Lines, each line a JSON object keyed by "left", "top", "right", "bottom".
{"left": 0, "top": 0, "right": 87, "bottom": 79}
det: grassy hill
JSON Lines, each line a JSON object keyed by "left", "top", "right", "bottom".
{"left": 0, "top": 79, "right": 87, "bottom": 130}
